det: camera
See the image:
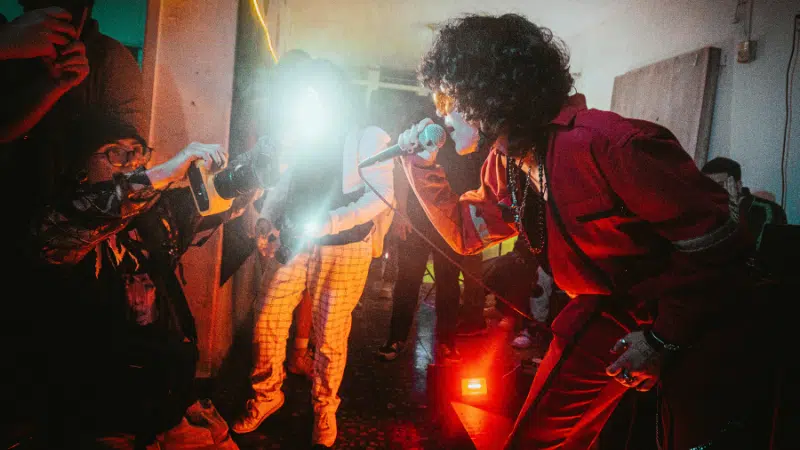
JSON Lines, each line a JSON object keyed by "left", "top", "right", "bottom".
{"left": 188, "top": 143, "right": 275, "bottom": 216}
{"left": 273, "top": 215, "right": 312, "bottom": 265}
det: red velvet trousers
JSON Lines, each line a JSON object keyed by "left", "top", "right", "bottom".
{"left": 504, "top": 300, "right": 774, "bottom": 450}
{"left": 505, "top": 310, "right": 631, "bottom": 449}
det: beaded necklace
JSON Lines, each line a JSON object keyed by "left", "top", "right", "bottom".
{"left": 507, "top": 148, "right": 548, "bottom": 255}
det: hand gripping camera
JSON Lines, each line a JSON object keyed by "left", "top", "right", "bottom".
{"left": 188, "top": 141, "right": 276, "bottom": 216}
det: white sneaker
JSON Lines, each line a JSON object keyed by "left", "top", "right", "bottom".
{"left": 511, "top": 329, "right": 533, "bottom": 349}
{"left": 231, "top": 392, "right": 285, "bottom": 434}
{"left": 312, "top": 410, "right": 338, "bottom": 447}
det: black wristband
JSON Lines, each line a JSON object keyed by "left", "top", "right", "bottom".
{"left": 128, "top": 166, "right": 152, "bottom": 187}
{"left": 645, "top": 330, "right": 682, "bottom": 353}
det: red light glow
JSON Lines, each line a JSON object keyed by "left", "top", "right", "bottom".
{"left": 461, "top": 377, "right": 487, "bottom": 396}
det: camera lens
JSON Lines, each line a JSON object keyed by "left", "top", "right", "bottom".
{"left": 212, "top": 148, "right": 273, "bottom": 199}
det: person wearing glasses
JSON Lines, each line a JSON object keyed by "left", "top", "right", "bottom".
{"left": 397, "top": 14, "right": 773, "bottom": 450}
{"left": 33, "top": 111, "right": 228, "bottom": 264}
{"left": 28, "top": 110, "right": 249, "bottom": 449}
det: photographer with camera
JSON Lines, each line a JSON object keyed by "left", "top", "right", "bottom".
{"left": 231, "top": 53, "right": 395, "bottom": 448}
{"left": 26, "top": 109, "right": 256, "bottom": 449}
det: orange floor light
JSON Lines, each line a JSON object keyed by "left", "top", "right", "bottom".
{"left": 461, "top": 377, "right": 488, "bottom": 396}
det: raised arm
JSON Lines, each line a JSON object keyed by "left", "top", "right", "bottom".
{"left": 402, "top": 148, "right": 517, "bottom": 255}
{"left": 34, "top": 143, "right": 227, "bottom": 264}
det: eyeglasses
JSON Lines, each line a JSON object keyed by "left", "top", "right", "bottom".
{"left": 433, "top": 91, "right": 455, "bottom": 116}
{"left": 98, "top": 143, "right": 153, "bottom": 168}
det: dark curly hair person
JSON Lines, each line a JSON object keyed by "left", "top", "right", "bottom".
{"left": 398, "top": 12, "right": 776, "bottom": 450}
{"left": 419, "top": 13, "right": 574, "bottom": 158}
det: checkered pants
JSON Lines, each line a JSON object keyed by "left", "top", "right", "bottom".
{"left": 250, "top": 238, "right": 373, "bottom": 414}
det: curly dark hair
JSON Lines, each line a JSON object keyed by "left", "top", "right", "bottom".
{"left": 419, "top": 13, "right": 574, "bottom": 157}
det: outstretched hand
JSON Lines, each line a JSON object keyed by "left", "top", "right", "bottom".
{"left": 147, "top": 142, "right": 228, "bottom": 190}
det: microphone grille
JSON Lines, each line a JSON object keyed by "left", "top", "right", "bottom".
{"left": 421, "top": 124, "right": 447, "bottom": 149}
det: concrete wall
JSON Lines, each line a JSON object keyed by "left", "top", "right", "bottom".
{"left": 146, "top": 0, "right": 240, "bottom": 377}
{"left": 279, "top": 0, "right": 798, "bottom": 221}
{"left": 568, "top": 0, "right": 800, "bottom": 222}
{"left": 0, "top": 0, "right": 147, "bottom": 49}
{"left": 279, "top": 0, "right": 624, "bottom": 70}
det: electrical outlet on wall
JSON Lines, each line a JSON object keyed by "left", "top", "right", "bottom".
{"left": 736, "top": 40, "right": 756, "bottom": 63}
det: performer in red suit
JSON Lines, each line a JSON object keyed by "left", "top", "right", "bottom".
{"left": 399, "top": 13, "right": 774, "bottom": 450}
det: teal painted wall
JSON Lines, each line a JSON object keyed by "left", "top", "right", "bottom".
{"left": 1, "top": 0, "right": 147, "bottom": 64}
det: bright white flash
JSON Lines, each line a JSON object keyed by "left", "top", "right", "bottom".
{"left": 288, "top": 87, "right": 328, "bottom": 141}
{"left": 303, "top": 222, "right": 319, "bottom": 235}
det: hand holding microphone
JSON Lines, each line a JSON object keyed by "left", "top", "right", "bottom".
{"left": 358, "top": 118, "right": 445, "bottom": 168}
{"left": 397, "top": 118, "right": 442, "bottom": 166}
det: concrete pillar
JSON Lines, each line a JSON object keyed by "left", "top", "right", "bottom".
{"left": 144, "top": 0, "right": 240, "bottom": 377}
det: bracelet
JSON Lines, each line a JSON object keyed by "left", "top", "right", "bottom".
{"left": 645, "top": 330, "right": 682, "bottom": 353}
{"left": 127, "top": 166, "right": 153, "bottom": 187}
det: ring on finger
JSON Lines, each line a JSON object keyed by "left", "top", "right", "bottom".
{"left": 620, "top": 369, "right": 635, "bottom": 384}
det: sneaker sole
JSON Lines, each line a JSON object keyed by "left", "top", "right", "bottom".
{"left": 232, "top": 395, "right": 285, "bottom": 434}
{"left": 376, "top": 349, "right": 402, "bottom": 361}
{"left": 376, "top": 345, "right": 406, "bottom": 361}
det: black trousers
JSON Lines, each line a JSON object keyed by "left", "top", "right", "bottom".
{"left": 387, "top": 225, "right": 484, "bottom": 346}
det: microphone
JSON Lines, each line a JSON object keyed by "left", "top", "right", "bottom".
{"left": 358, "top": 123, "right": 446, "bottom": 168}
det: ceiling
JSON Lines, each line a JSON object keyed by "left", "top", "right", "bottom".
{"left": 282, "top": 0, "right": 626, "bottom": 71}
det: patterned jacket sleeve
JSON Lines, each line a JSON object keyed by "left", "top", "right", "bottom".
{"left": 33, "top": 168, "right": 160, "bottom": 265}
{"left": 401, "top": 149, "right": 517, "bottom": 255}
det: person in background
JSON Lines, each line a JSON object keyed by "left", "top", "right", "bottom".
{"left": 245, "top": 50, "right": 318, "bottom": 382}
{"left": 376, "top": 97, "right": 488, "bottom": 363}
{"left": 0, "top": 5, "right": 88, "bottom": 434}
{"left": 400, "top": 13, "right": 772, "bottom": 449}
{"left": 376, "top": 162, "right": 405, "bottom": 298}
{"left": 232, "top": 54, "right": 394, "bottom": 448}
{"left": 2, "top": 0, "right": 146, "bottom": 291}
{"left": 0, "top": 6, "right": 88, "bottom": 143}
{"left": 17, "top": 0, "right": 146, "bottom": 134}
{"left": 701, "top": 157, "right": 788, "bottom": 251}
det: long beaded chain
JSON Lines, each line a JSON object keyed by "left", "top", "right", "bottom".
{"left": 508, "top": 148, "right": 548, "bottom": 255}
